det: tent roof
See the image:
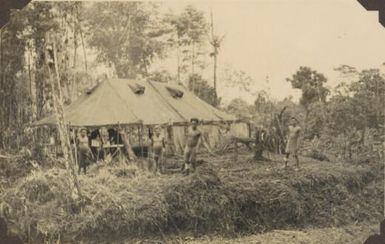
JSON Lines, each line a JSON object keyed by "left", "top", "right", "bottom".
{"left": 33, "top": 79, "right": 236, "bottom": 127}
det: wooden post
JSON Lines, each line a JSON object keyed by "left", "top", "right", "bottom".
{"left": 116, "top": 123, "right": 123, "bottom": 162}
{"left": 233, "top": 139, "right": 238, "bottom": 162}
{"left": 120, "top": 126, "right": 136, "bottom": 162}
{"left": 139, "top": 125, "right": 144, "bottom": 157}
{"left": 166, "top": 121, "right": 175, "bottom": 155}
{"left": 73, "top": 128, "right": 78, "bottom": 166}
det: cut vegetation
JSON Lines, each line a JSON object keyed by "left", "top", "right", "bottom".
{"left": 1, "top": 151, "right": 382, "bottom": 243}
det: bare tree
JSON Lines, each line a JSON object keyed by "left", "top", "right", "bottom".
{"left": 208, "top": 9, "right": 225, "bottom": 100}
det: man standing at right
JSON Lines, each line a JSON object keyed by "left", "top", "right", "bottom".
{"left": 284, "top": 117, "right": 301, "bottom": 168}
{"left": 183, "top": 118, "right": 202, "bottom": 175}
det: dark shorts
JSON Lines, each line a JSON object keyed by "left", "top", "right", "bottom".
{"left": 184, "top": 146, "right": 197, "bottom": 164}
{"left": 153, "top": 146, "right": 163, "bottom": 162}
{"left": 78, "top": 145, "right": 93, "bottom": 167}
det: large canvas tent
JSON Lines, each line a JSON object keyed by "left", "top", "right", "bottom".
{"left": 33, "top": 78, "right": 249, "bottom": 153}
{"left": 34, "top": 78, "right": 236, "bottom": 126}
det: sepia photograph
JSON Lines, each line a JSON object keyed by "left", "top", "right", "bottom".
{"left": 0, "top": 0, "right": 384, "bottom": 243}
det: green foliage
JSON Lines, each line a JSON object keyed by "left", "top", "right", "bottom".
{"left": 286, "top": 66, "right": 329, "bottom": 110}
{"left": 0, "top": 2, "right": 214, "bottom": 150}
{"left": 0, "top": 10, "right": 28, "bottom": 131}
{"left": 1, "top": 1, "right": 383, "bottom": 165}
{"left": 223, "top": 67, "right": 254, "bottom": 94}
{"left": 0, "top": 2, "right": 63, "bottom": 148}
{"left": 188, "top": 74, "right": 220, "bottom": 107}
{"left": 147, "top": 69, "right": 174, "bottom": 83}
{"left": 0, "top": 2, "right": 94, "bottom": 150}
{"left": 226, "top": 98, "right": 254, "bottom": 120}
{"left": 319, "top": 67, "right": 385, "bottom": 160}
{"left": 274, "top": 97, "right": 305, "bottom": 133}
{"left": 286, "top": 67, "right": 329, "bottom": 139}
{"left": 351, "top": 69, "right": 385, "bottom": 128}
{"left": 254, "top": 90, "right": 274, "bottom": 114}
{"left": 85, "top": 2, "right": 170, "bottom": 78}
{"left": 226, "top": 63, "right": 384, "bottom": 162}
{"left": 327, "top": 95, "right": 359, "bottom": 135}
{"left": 167, "top": 5, "right": 209, "bottom": 82}
{"left": 327, "top": 68, "right": 385, "bottom": 133}
{"left": 169, "top": 5, "right": 208, "bottom": 45}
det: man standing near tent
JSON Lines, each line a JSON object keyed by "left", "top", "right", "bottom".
{"left": 77, "top": 128, "right": 94, "bottom": 174}
{"left": 183, "top": 118, "right": 202, "bottom": 175}
{"left": 284, "top": 117, "right": 301, "bottom": 168}
{"left": 151, "top": 125, "right": 166, "bottom": 174}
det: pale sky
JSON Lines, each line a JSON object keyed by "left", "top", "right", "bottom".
{"left": 154, "top": 0, "right": 385, "bottom": 104}
{"left": 31, "top": 0, "right": 385, "bottom": 104}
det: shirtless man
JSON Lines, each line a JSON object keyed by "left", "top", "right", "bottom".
{"left": 284, "top": 117, "right": 301, "bottom": 168}
{"left": 77, "top": 128, "right": 94, "bottom": 174}
{"left": 151, "top": 126, "right": 166, "bottom": 174}
{"left": 183, "top": 118, "right": 202, "bottom": 175}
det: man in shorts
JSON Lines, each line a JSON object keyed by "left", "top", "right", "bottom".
{"left": 284, "top": 117, "right": 301, "bottom": 168}
{"left": 77, "top": 128, "right": 94, "bottom": 174}
{"left": 183, "top": 118, "right": 202, "bottom": 175}
{"left": 151, "top": 125, "right": 166, "bottom": 174}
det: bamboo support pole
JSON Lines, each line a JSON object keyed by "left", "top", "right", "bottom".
{"left": 46, "top": 37, "right": 82, "bottom": 198}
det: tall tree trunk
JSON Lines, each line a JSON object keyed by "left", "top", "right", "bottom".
{"left": 317, "top": 86, "right": 327, "bottom": 122}
{"left": 73, "top": 11, "right": 78, "bottom": 98}
{"left": 79, "top": 23, "right": 87, "bottom": 73}
{"left": 77, "top": 4, "right": 88, "bottom": 73}
{"left": 190, "top": 42, "right": 196, "bottom": 92}
{"left": 35, "top": 38, "right": 46, "bottom": 119}
{"left": 210, "top": 10, "right": 218, "bottom": 100}
{"left": 177, "top": 41, "right": 181, "bottom": 84}
{"left": 141, "top": 56, "right": 148, "bottom": 76}
{"left": 213, "top": 54, "right": 217, "bottom": 96}
{"left": 304, "top": 108, "right": 309, "bottom": 136}
{"left": 46, "top": 38, "right": 82, "bottom": 198}
{"left": 0, "top": 29, "right": 3, "bottom": 148}
{"left": 28, "top": 50, "right": 34, "bottom": 119}
{"left": 191, "top": 42, "right": 195, "bottom": 75}
{"left": 63, "top": 16, "right": 71, "bottom": 104}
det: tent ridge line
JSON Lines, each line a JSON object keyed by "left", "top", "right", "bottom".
{"left": 89, "top": 80, "right": 108, "bottom": 126}
{"left": 145, "top": 79, "right": 187, "bottom": 122}
{"left": 107, "top": 79, "right": 141, "bottom": 123}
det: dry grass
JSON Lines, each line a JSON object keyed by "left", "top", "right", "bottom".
{"left": 0, "top": 151, "right": 383, "bottom": 243}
